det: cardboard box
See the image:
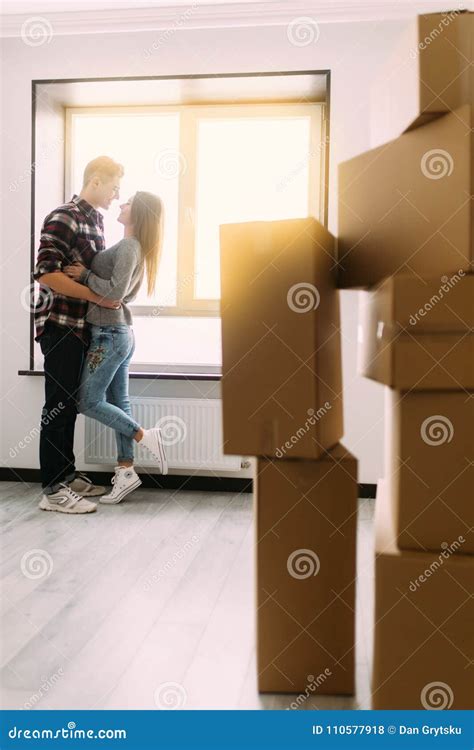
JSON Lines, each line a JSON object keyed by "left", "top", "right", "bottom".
{"left": 255, "top": 444, "right": 358, "bottom": 694}
{"left": 370, "top": 11, "right": 473, "bottom": 148}
{"left": 338, "top": 105, "right": 473, "bottom": 288}
{"left": 387, "top": 389, "right": 474, "bottom": 554}
{"left": 372, "top": 479, "right": 474, "bottom": 709}
{"left": 358, "top": 273, "right": 474, "bottom": 389}
{"left": 220, "top": 217, "right": 343, "bottom": 458}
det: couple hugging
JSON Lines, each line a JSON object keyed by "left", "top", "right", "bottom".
{"left": 34, "top": 155, "right": 168, "bottom": 514}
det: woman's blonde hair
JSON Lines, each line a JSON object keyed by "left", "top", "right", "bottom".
{"left": 131, "top": 191, "right": 164, "bottom": 297}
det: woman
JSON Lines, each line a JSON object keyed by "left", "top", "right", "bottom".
{"left": 65, "top": 191, "right": 168, "bottom": 505}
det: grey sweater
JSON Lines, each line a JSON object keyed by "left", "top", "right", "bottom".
{"left": 80, "top": 237, "right": 144, "bottom": 326}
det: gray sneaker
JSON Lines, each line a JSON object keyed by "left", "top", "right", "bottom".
{"left": 68, "top": 472, "right": 106, "bottom": 497}
{"left": 39, "top": 483, "right": 97, "bottom": 514}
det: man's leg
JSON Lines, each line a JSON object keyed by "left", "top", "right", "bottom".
{"left": 39, "top": 324, "right": 87, "bottom": 493}
{"left": 62, "top": 341, "right": 88, "bottom": 485}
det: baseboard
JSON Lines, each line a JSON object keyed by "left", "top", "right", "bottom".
{"left": 0, "top": 467, "right": 253, "bottom": 493}
{"left": 0, "top": 468, "right": 378, "bottom": 498}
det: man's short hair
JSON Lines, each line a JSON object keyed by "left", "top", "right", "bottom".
{"left": 83, "top": 156, "right": 124, "bottom": 187}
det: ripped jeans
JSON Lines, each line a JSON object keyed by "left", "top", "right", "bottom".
{"left": 78, "top": 325, "right": 140, "bottom": 463}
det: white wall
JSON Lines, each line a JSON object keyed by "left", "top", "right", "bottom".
{"left": 0, "top": 17, "right": 406, "bottom": 483}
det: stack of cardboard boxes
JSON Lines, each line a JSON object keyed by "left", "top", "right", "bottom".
{"left": 219, "top": 218, "right": 358, "bottom": 695}
{"left": 338, "top": 11, "right": 474, "bottom": 709}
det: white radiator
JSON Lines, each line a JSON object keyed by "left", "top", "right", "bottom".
{"left": 84, "top": 397, "right": 242, "bottom": 472}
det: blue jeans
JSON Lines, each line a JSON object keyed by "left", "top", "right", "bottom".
{"left": 78, "top": 325, "right": 140, "bottom": 463}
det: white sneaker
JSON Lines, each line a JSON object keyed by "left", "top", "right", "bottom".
{"left": 39, "top": 483, "right": 97, "bottom": 514}
{"left": 139, "top": 427, "right": 168, "bottom": 475}
{"left": 100, "top": 466, "right": 142, "bottom": 505}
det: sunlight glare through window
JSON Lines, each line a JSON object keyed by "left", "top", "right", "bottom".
{"left": 194, "top": 116, "right": 312, "bottom": 299}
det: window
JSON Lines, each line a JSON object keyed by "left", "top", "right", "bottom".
{"left": 66, "top": 102, "right": 327, "bottom": 372}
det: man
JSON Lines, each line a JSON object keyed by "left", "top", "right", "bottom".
{"left": 33, "top": 155, "right": 124, "bottom": 514}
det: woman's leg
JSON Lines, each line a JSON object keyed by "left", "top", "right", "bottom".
{"left": 106, "top": 328, "right": 137, "bottom": 466}
{"left": 78, "top": 326, "right": 141, "bottom": 442}
{"left": 81, "top": 326, "right": 167, "bottom": 474}
{"left": 106, "top": 383, "right": 131, "bottom": 466}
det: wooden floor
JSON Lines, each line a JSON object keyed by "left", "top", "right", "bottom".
{"left": 0, "top": 481, "right": 375, "bottom": 710}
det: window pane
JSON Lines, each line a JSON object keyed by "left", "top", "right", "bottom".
{"left": 34, "top": 317, "right": 221, "bottom": 370}
{"left": 131, "top": 316, "right": 221, "bottom": 368}
{"left": 70, "top": 112, "right": 179, "bottom": 306}
{"left": 194, "top": 116, "right": 312, "bottom": 299}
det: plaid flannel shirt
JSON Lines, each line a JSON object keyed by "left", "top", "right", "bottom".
{"left": 33, "top": 195, "right": 105, "bottom": 342}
